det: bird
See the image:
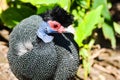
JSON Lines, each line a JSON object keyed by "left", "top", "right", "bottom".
{"left": 7, "top": 6, "right": 79, "bottom": 80}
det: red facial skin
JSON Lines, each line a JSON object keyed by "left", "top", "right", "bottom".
{"left": 48, "top": 20, "right": 65, "bottom": 33}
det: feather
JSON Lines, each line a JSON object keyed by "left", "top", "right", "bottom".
{"left": 7, "top": 6, "right": 79, "bottom": 80}
{"left": 36, "top": 21, "right": 54, "bottom": 43}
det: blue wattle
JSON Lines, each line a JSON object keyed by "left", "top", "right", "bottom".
{"left": 36, "top": 21, "right": 56, "bottom": 43}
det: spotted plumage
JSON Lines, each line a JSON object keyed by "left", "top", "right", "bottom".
{"left": 7, "top": 6, "right": 79, "bottom": 80}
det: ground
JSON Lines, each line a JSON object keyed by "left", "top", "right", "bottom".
{"left": 0, "top": 29, "right": 18, "bottom": 80}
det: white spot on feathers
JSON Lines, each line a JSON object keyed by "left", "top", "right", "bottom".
{"left": 69, "top": 54, "right": 74, "bottom": 59}
{"left": 17, "top": 41, "right": 33, "bottom": 56}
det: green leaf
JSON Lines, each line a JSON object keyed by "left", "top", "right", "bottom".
{"left": 20, "top": 0, "right": 58, "bottom": 5}
{"left": 58, "top": 0, "right": 71, "bottom": 12}
{"left": 36, "top": 5, "right": 54, "bottom": 14}
{"left": 1, "top": 7, "right": 22, "bottom": 28}
{"left": 1, "top": 5, "right": 35, "bottom": 28}
{"left": 75, "top": 5, "right": 103, "bottom": 47}
{"left": 77, "top": 0, "right": 90, "bottom": 9}
{"left": 20, "top": 0, "right": 71, "bottom": 11}
{"left": 83, "top": 59, "right": 90, "bottom": 80}
{"left": 113, "top": 22, "right": 120, "bottom": 35}
{"left": 80, "top": 48, "right": 89, "bottom": 58}
{"left": 92, "top": 0, "right": 111, "bottom": 20}
{"left": 102, "top": 22, "right": 116, "bottom": 49}
{"left": 80, "top": 48, "right": 90, "bottom": 79}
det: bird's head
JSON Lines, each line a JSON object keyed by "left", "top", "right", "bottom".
{"left": 47, "top": 20, "right": 65, "bottom": 33}
{"left": 37, "top": 6, "right": 74, "bottom": 43}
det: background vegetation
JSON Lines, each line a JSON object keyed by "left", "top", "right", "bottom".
{"left": 0, "top": 0, "right": 120, "bottom": 80}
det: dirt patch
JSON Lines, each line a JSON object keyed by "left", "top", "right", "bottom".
{"left": 76, "top": 45, "right": 120, "bottom": 80}
{"left": 0, "top": 29, "right": 18, "bottom": 80}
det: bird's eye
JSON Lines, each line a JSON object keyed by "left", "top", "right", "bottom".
{"left": 48, "top": 20, "right": 61, "bottom": 31}
{"left": 53, "top": 24, "right": 58, "bottom": 28}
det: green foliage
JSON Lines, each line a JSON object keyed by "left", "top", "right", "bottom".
{"left": 1, "top": 5, "right": 35, "bottom": 28}
{"left": 58, "top": 0, "right": 71, "bottom": 12}
{"left": 92, "top": 0, "right": 116, "bottom": 49}
{"left": 102, "top": 23, "right": 116, "bottom": 48}
{"left": 20, "top": 0, "right": 58, "bottom": 5}
{"left": 76, "top": 0, "right": 90, "bottom": 9}
{"left": 74, "top": 5, "right": 103, "bottom": 47}
{"left": 0, "top": 0, "right": 72, "bottom": 28}
{"left": 92, "top": 0, "right": 111, "bottom": 20}
{"left": 80, "top": 48, "right": 90, "bottom": 80}
{"left": 114, "top": 22, "right": 120, "bottom": 35}
{"left": 20, "top": 0, "right": 71, "bottom": 12}
{"left": 36, "top": 4, "right": 57, "bottom": 14}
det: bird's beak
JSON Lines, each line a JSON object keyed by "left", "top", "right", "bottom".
{"left": 64, "top": 25, "right": 75, "bottom": 34}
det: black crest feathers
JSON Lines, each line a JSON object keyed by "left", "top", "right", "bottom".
{"left": 40, "top": 6, "right": 74, "bottom": 27}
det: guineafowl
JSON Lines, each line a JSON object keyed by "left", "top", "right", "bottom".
{"left": 7, "top": 6, "right": 79, "bottom": 80}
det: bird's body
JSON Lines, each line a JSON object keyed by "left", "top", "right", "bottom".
{"left": 8, "top": 15, "right": 58, "bottom": 80}
{"left": 8, "top": 7, "right": 79, "bottom": 80}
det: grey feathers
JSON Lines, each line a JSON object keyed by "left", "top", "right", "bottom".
{"left": 7, "top": 15, "right": 79, "bottom": 80}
